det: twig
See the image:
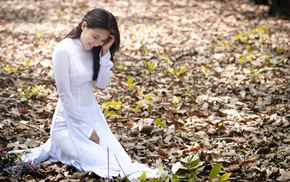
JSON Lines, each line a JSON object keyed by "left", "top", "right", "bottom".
{"left": 114, "top": 154, "right": 127, "bottom": 177}
{"left": 107, "top": 147, "right": 110, "bottom": 180}
{"left": 0, "top": 75, "right": 55, "bottom": 83}
{"left": 0, "top": 18, "right": 9, "bottom": 24}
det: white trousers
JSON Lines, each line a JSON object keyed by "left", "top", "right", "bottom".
{"left": 52, "top": 120, "right": 80, "bottom": 162}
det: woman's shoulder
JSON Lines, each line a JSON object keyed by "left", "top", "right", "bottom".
{"left": 55, "top": 38, "right": 74, "bottom": 49}
{"left": 54, "top": 38, "right": 76, "bottom": 55}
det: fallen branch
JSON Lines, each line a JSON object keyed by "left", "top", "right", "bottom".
{"left": 0, "top": 74, "right": 55, "bottom": 83}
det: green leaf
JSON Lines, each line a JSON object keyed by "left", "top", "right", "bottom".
{"left": 104, "top": 109, "right": 109, "bottom": 116}
{"left": 240, "top": 55, "right": 246, "bottom": 62}
{"left": 145, "top": 95, "right": 151, "bottom": 100}
{"left": 139, "top": 171, "right": 146, "bottom": 181}
{"left": 147, "top": 66, "right": 152, "bottom": 73}
{"left": 189, "top": 159, "right": 200, "bottom": 170}
{"left": 160, "top": 55, "right": 172, "bottom": 63}
{"left": 172, "top": 162, "right": 182, "bottom": 174}
{"left": 201, "top": 65, "right": 209, "bottom": 71}
{"left": 171, "top": 174, "right": 180, "bottom": 182}
{"left": 130, "top": 85, "right": 135, "bottom": 90}
{"left": 36, "top": 32, "right": 43, "bottom": 38}
{"left": 134, "top": 103, "right": 142, "bottom": 111}
{"left": 177, "top": 171, "right": 187, "bottom": 179}
{"left": 118, "top": 65, "right": 124, "bottom": 69}
{"left": 218, "top": 173, "right": 232, "bottom": 182}
{"left": 180, "top": 156, "right": 191, "bottom": 163}
{"left": 112, "top": 101, "right": 122, "bottom": 108}
{"left": 160, "top": 121, "right": 165, "bottom": 128}
{"left": 152, "top": 63, "right": 157, "bottom": 69}
{"left": 270, "top": 55, "right": 284, "bottom": 64}
{"left": 189, "top": 153, "right": 200, "bottom": 163}
{"left": 155, "top": 118, "right": 161, "bottom": 125}
{"left": 257, "top": 25, "right": 265, "bottom": 33}
{"left": 210, "top": 163, "right": 222, "bottom": 179}
{"left": 127, "top": 77, "right": 134, "bottom": 85}
{"left": 110, "top": 110, "right": 115, "bottom": 116}
{"left": 158, "top": 162, "right": 164, "bottom": 176}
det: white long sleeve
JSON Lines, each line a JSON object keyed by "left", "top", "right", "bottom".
{"left": 95, "top": 51, "right": 114, "bottom": 88}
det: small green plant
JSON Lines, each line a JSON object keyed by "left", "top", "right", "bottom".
{"left": 175, "top": 66, "right": 187, "bottom": 76}
{"left": 22, "top": 60, "right": 31, "bottom": 69}
{"left": 0, "top": 149, "right": 19, "bottom": 170}
{"left": 127, "top": 77, "right": 135, "bottom": 90}
{"left": 139, "top": 162, "right": 170, "bottom": 182}
{"left": 0, "top": 148, "right": 38, "bottom": 179}
{"left": 250, "top": 68, "right": 266, "bottom": 77}
{"left": 124, "top": 154, "right": 231, "bottom": 182}
{"left": 132, "top": 93, "right": 157, "bottom": 112}
{"left": 102, "top": 101, "right": 125, "bottom": 118}
{"left": 200, "top": 65, "right": 210, "bottom": 72}
{"left": 3, "top": 65, "right": 18, "bottom": 73}
{"left": 144, "top": 61, "right": 157, "bottom": 73}
{"left": 235, "top": 25, "right": 266, "bottom": 44}
{"left": 209, "top": 163, "right": 232, "bottom": 182}
{"left": 187, "top": 90, "right": 200, "bottom": 97}
{"left": 170, "top": 154, "right": 231, "bottom": 182}
{"left": 266, "top": 55, "right": 285, "bottom": 65}
{"left": 220, "top": 41, "right": 237, "bottom": 51}
{"left": 117, "top": 64, "right": 128, "bottom": 70}
{"left": 160, "top": 55, "right": 172, "bottom": 64}
{"left": 171, "top": 153, "right": 203, "bottom": 181}
{"left": 155, "top": 118, "right": 166, "bottom": 128}
{"left": 133, "top": 102, "right": 144, "bottom": 112}
{"left": 171, "top": 96, "right": 181, "bottom": 104}
{"left": 18, "top": 84, "right": 49, "bottom": 99}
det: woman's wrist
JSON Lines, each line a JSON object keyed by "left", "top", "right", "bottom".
{"left": 101, "top": 48, "right": 109, "bottom": 56}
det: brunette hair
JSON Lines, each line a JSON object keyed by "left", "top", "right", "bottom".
{"left": 65, "top": 8, "right": 120, "bottom": 80}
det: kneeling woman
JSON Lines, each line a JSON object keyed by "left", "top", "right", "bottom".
{"left": 21, "top": 8, "right": 156, "bottom": 180}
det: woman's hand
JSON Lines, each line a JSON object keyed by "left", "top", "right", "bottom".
{"left": 89, "top": 130, "right": 100, "bottom": 144}
{"left": 101, "top": 35, "right": 115, "bottom": 56}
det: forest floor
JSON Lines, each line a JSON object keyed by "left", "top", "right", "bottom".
{"left": 0, "top": 0, "right": 289, "bottom": 181}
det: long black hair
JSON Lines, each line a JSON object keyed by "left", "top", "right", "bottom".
{"left": 65, "top": 8, "right": 120, "bottom": 80}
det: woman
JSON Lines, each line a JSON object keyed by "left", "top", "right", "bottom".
{"left": 21, "top": 8, "right": 157, "bottom": 180}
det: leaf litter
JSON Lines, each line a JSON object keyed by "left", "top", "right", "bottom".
{"left": 0, "top": 0, "right": 289, "bottom": 181}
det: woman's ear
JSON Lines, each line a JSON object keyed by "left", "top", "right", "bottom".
{"left": 81, "top": 21, "right": 87, "bottom": 31}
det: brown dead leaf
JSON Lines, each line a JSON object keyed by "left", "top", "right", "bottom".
{"left": 19, "top": 109, "right": 29, "bottom": 113}
{"left": 70, "top": 171, "right": 88, "bottom": 179}
{"left": 277, "top": 169, "right": 290, "bottom": 181}
{"left": 246, "top": 154, "right": 259, "bottom": 163}
{"left": 155, "top": 147, "right": 168, "bottom": 157}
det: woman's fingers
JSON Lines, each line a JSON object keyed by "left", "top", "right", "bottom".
{"left": 89, "top": 130, "right": 100, "bottom": 144}
{"left": 102, "top": 35, "right": 115, "bottom": 51}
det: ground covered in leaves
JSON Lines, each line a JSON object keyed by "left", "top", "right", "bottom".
{"left": 0, "top": 0, "right": 289, "bottom": 181}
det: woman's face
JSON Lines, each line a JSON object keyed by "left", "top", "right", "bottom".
{"left": 79, "top": 21, "right": 110, "bottom": 50}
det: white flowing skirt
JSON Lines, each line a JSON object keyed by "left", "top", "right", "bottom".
{"left": 20, "top": 85, "right": 158, "bottom": 180}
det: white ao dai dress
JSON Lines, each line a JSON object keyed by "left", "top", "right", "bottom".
{"left": 20, "top": 38, "right": 157, "bottom": 180}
